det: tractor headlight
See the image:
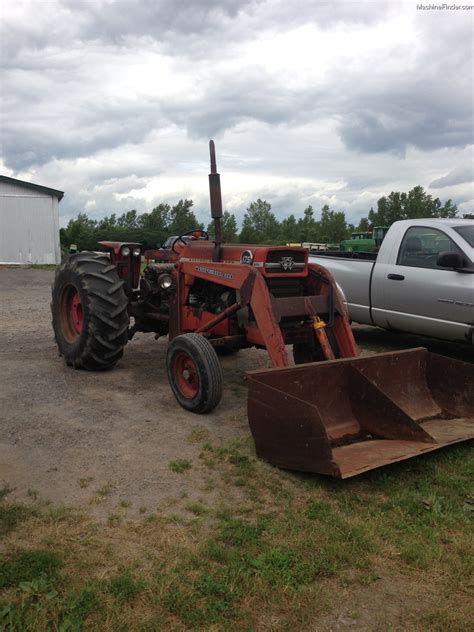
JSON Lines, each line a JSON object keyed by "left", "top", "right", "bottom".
{"left": 132, "top": 247, "right": 141, "bottom": 257}
{"left": 121, "top": 246, "right": 131, "bottom": 257}
{"left": 158, "top": 273, "right": 173, "bottom": 290}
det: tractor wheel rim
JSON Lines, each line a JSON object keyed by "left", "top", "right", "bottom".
{"left": 173, "top": 353, "right": 199, "bottom": 399}
{"left": 70, "top": 290, "right": 83, "bottom": 334}
{"left": 59, "top": 284, "right": 83, "bottom": 343}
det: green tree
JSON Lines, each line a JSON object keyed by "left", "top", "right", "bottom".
{"left": 140, "top": 204, "right": 171, "bottom": 233}
{"left": 207, "top": 210, "right": 238, "bottom": 242}
{"left": 356, "top": 216, "right": 370, "bottom": 232}
{"left": 239, "top": 199, "right": 280, "bottom": 243}
{"left": 61, "top": 213, "right": 98, "bottom": 250}
{"left": 319, "top": 205, "right": 348, "bottom": 243}
{"left": 116, "top": 210, "right": 139, "bottom": 229}
{"left": 279, "top": 214, "right": 298, "bottom": 243}
{"left": 168, "top": 199, "right": 202, "bottom": 235}
{"left": 138, "top": 204, "right": 172, "bottom": 246}
{"left": 97, "top": 213, "right": 117, "bottom": 230}
{"left": 297, "top": 206, "right": 319, "bottom": 242}
{"left": 368, "top": 186, "right": 458, "bottom": 226}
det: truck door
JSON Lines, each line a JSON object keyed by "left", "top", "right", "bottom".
{"left": 374, "top": 225, "right": 473, "bottom": 343}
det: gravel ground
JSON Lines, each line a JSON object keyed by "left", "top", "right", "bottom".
{"left": 0, "top": 268, "right": 271, "bottom": 517}
{"left": 0, "top": 268, "right": 471, "bottom": 518}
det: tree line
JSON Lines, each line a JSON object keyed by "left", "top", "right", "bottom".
{"left": 60, "top": 185, "right": 462, "bottom": 251}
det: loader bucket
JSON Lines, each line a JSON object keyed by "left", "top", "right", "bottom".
{"left": 247, "top": 348, "right": 474, "bottom": 478}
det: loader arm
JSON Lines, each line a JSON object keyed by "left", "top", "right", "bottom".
{"left": 177, "top": 260, "right": 290, "bottom": 367}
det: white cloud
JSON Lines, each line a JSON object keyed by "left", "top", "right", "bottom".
{"left": 1, "top": 0, "right": 472, "bottom": 228}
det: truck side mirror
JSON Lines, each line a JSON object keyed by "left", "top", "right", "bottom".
{"left": 436, "top": 251, "right": 463, "bottom": 269}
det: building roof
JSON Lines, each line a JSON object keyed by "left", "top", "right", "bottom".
{"left": 0, "top": 175, "right": 64, "bottom": 201}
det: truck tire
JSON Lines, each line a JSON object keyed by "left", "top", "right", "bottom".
{"left": 167, "top": 333, "right": 223, "bottom": 413}
{"left": 51, "top": 252, "right": 129, "bottom": 370}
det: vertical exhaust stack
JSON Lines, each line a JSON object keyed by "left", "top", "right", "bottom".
{"left": 209, "top": 140, "right": 223, "bottom": 262}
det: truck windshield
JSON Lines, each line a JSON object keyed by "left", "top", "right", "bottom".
{"left": 453, "top": 225, "right": 474, "bottom": 247}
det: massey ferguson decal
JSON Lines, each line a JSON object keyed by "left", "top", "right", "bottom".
{"left": 240, "top": 250, "right": 253, "bottom": 265}
{"left": 280, "top": 256, "right": 294, "bottom": 271}
{"left": 195, "top": 265, "right": 234, "bottom": 280}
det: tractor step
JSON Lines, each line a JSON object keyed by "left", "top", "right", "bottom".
{"left": 246, "top": 348, "right": 474, "bottom": 478}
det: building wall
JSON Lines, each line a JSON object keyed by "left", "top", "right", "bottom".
{"left": 0, "top": 180, "right": 61, "bottom": 264}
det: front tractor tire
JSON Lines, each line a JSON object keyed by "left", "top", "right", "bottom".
{"left": 167, "top": 333, "right": 223, "bottom": 414}
{"left": 51, "top": 252, "right": 129, "bottom": 370}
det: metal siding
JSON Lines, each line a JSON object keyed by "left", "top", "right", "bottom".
{"left": 0, "top": 179, "right": 50, "bottom": 198}
{"left": 0, "top": 192, "right": 61, "bottom": 264}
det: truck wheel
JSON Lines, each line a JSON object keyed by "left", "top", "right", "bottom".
{"left": 167, "top": 333, "right": 223, "bottom": 413}
{"left": 51, "top": 252, "right": 129, "bottom": 370}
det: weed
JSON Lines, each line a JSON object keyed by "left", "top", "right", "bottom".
{"left": 78, "top": 477, "right": 94, "bottom": 489}
{"left": 0, "top": 550, "right": 62, "bottom": 588}
{"left": 26, "top": 264, "right": 57, "bottom": 270}
{"left": 0, "top": 485, "right": 13, "bottom": 502}
{"left": 217, "top": 516, "right": 265, "bottom": 546}
{"left": 306, "top": 499, "right": 333, "bottom": 520}
{"left": 186, "top": 427, "right": 210, "bottom": 444}
{"left": 105, "top": 572, "right": 145, "bottom": 603}
{"left": 27, "top": 488, "right": 39, "bottom": 501}
{"left": 96, "top": 482, "right": 113, "bottom": 498}
{"left": 185, "top": 502, "right": 208, "bottom": 516}
{"left": 251, "top": 547, "right": 314, "bottom": 587}
{"left": 119, "top": 499, "right": 132, "bottom": 509}
{"left": 169, "top": 459, "right": 192, "bottom": 473}
{"left": 0, "top": 504, "right": 34, "bottom": 537}
{"left": 59, "top": 586, "right": 102, "bottom": 628}
{"left": 228, "top": 454, "right": 251, "bottom": 468}
{"left": 45, "top": 505, "right": 70, "bottom": 523}
{"left": 107, "top": 513, "right": 122, "bottom": 527}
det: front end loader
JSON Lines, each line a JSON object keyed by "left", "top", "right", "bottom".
{"left": 51, "top": 142, "right": 474, "bottom": 478}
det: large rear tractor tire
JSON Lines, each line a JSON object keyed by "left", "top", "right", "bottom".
{"left": 51, "top": 252, "right": 129, "bottom": 370}
{"left": 167, "top": 333, "right": 223, "bottom": 413}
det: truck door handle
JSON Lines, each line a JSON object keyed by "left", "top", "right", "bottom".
{"left": 387, "top": 274, "right": 405, "bottom": 281}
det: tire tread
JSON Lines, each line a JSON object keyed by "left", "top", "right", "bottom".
{"left": 51, "top": 253, "right": 129, "bottom": 371}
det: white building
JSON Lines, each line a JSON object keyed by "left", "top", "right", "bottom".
{"left": 0, "top": 175, "right": 64, "bottom": 265}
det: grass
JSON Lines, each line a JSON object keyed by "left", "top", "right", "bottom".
{"left": 14, "top": 263, "right": 58, "bottom": 270}
{"left": 0, "top": 444, "right": 472, "bottom": 630}
{"left": 169, "top": 458, "right": 192, "bottom": 473}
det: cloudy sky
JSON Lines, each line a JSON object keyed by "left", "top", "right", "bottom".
{"left": 1, "top": 0, "right": 473, "bottom": 228}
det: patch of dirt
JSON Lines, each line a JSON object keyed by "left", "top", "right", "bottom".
{"left": 315, "top": 568, "right": 438, "bottom": 631}
{"left": 0, "top": 269, "right": 270, "bottom": 518}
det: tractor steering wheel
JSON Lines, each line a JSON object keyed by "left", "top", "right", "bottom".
{"left": 172, "top": 230, "right": 209, "bottom": 254}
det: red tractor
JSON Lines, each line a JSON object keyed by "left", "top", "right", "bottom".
{"left": 52, "top": 142, "right": 473, "bottom": 478}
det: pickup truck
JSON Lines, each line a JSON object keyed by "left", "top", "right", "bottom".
{"left": 309, "top": 219, "right": 474, "bottom": 345}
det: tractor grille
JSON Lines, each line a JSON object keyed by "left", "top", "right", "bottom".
{"left": 264, "top": 250, "right": 305, "bottom": 274}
